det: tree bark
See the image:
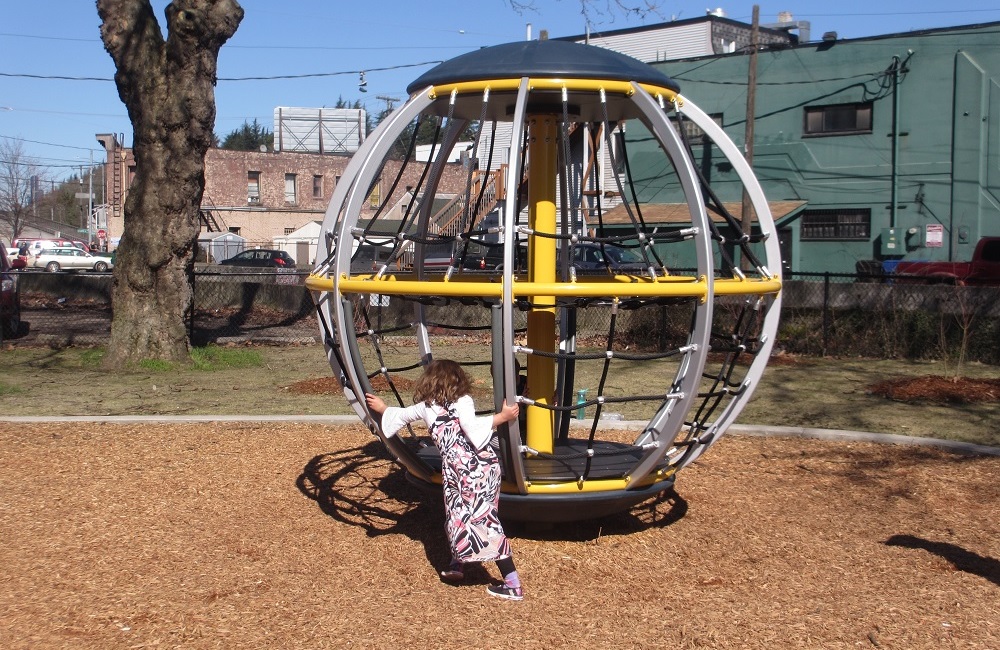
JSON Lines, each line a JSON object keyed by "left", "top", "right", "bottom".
{"left": 97, "top": 0, "right": 242, "bottom": 366}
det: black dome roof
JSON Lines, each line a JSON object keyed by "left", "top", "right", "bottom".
{"left": 406, "top": 40, "right": 680, "bottom": 95}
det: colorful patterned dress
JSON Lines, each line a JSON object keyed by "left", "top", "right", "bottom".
{"left": 378, "top": 395, "right": 511, "bottom": 563}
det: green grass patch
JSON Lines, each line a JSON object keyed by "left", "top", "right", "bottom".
{"left": 79, "top": 348, "right": 105, "bottom": 368}
{"left": 0, "top": 381, "right": 23, "bottom": 396}
{"left": 138, "top": 359, "right": 175, "bottom": 372}
{"left": 125, "top": 347, "right": 265, "bottom": 372}
{"left": 191, "top": 345, "right": 264, "bottom": 371}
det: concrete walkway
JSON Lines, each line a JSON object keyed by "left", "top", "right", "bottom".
{"left": 2, "top": 415, "right": 997, "bottom": 457}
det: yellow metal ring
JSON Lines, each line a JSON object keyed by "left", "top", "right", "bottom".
{"left": 425, "top": 78, "right": 678, "bottom": 103}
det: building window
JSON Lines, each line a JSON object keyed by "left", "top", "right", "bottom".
{"left": 800, "top": 208, "right": 871, "bottom": 240}
{"left": 804, "top": 102, "right": 873, "bottom": 136}
{"left": 247, "top": 171, "right": 261, "bottom": 204}
{"left": 228, "top": 226, "right": 241, "bottom": 235}
{"left": 368, "top": 182, "right": 380, "bottom": 208}
{"left": 284, "top": 173, "right": 297, "bottom": 204}
{"left": 312, "top": 175, "right": 323, "bottom": 199}
{"left": 284, "top": 227, "right": 294, "bottom": 235}
{"left": 670, "top": 112, "right": 723, "bottom": 143}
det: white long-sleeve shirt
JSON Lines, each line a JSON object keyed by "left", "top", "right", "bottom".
{"left": 378, "top": 394, "right": 495, "bottom": 451}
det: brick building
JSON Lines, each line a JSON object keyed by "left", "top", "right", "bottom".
{"left": 199, "top": 148, "right": 350, "bottom": 247}
{"left": 95, "top": 133, "right": 472, "bottom": 264}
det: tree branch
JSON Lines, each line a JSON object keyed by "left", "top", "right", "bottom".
{"left": 165, "top": 0, "right": 243, "bottom": 63}
{"left": 502, "top": 0, "right": 663, "bottom": 25}
{"left": 97, "top": 0, "right": 164, "bottom": 93}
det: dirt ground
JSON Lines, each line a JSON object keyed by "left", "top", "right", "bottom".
{"left": 1, "top": 421, "right": 997, "bottom": 649}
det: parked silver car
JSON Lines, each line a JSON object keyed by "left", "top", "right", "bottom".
{"left": 32, "top": 247, "right": 114, "bottom": 273}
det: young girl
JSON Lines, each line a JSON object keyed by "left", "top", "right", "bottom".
{"left": 365, "top": 359, "right": 524, "bottom": 601}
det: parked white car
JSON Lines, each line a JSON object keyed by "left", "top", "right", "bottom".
{"left": 32, "top": 247, "right": 114, "bottom": 273}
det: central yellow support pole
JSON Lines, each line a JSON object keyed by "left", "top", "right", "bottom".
{"left": 525, "top": 115, "right": 557, "bottom": 454}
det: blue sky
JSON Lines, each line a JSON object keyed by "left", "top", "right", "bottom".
{"left": 3, "top": 1, "right": 1000, "bottom": 183}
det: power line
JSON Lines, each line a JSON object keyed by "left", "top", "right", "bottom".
{"left": 226, "top": 44, "right": 469, "bottom": 51}
{"left": 673, "top": 69, "right": 889, "bottom": 86}
{"left": 0, "top": 60, "right": 441, "bottom": 83}
{"left": 0, "top": 135, "right": 99, "bottom": 152}
{"left": 219, "top": 61, "right": 441, "bottom": 81}
{"left": 4, "top": 23, "right": 1000, "bottom": 85}
{"left": 791, "top": 8, "right": 1000, "bottom": 18}
{"left": 0, "top": 158, "right": 94, "bottom": 169}
{"left": 0, "top": 72, "right": 111, "bottom": 82}
{"left": 0, "top": 31, "right": 478, "bottom": 51}
{"left": 0, "top": 107, "right": 125, "bottom": 118}
{"left": 0, "top": 32, "right": 94, "bottom": 42}
{"left": 3, "top": 8, "right": 999, "bottom": 44}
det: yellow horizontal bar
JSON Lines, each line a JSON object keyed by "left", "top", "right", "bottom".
{"left": 425, "top": 78, "right": 678, "bottom": 104}
{"left": 714, "top": 277, "right": 782, "bottom": 295}
{"left": 308, "top": 273, "right": 706, "bottom": 299}
{"left": 504, "top": 470, "right": 676, "bottom": 495}
{"left": 418, "top": 470, "right": 675, "bottom": 494}
{"left": 306, "top": 273, "right": 780, "bottom": 299}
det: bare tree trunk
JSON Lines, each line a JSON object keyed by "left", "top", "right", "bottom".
{"left": 97, "top": 0, "right": 242, "bottom": 366}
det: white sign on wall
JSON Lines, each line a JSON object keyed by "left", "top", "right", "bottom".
{"left": 925, "top": 224, "right": 944, "bottom": 247}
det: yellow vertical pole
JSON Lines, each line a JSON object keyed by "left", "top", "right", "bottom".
{"left": 525, "top": 115, "right": 557, "bottom": 453}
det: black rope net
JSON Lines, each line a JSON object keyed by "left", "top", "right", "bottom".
{"left": 313, "top": 83, "right": 779, "bottom": 487}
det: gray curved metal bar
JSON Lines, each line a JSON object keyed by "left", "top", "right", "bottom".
{"left": 665, "top": 97, "right": 784, "bottom": 469}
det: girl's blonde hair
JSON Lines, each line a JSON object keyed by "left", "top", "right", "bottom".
{"left": 413, "top": 359, "right": 472, "bottom": 406}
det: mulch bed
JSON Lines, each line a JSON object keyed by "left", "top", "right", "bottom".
{"left": 868, "top": 375, "right": 1000, "bottom": 404}
{"left": 1, "top": 421, "right": 997, "bottom": 649}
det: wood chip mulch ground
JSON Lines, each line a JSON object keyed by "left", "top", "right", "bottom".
{"left": 868, "top": 375, "right": 1000, "bottom": 404}
{"left": 1, "top": 421, "right": 997, "bottom": 649}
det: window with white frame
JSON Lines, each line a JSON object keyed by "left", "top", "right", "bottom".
{"left": 284, "top": 173, "right": 297, "bottom": 204}
{"left": 247, "top": 171, "right": 261, "bottom": 204}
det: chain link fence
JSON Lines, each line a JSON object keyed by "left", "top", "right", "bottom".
{"left": 780, "top": 272, "right": 1000, "bottom": 363}
{"left": 5, "top": 268, "right": 1000, "bottom": 364}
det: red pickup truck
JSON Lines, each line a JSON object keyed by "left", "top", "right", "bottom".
{"left": 893, "top": 237, "right": 1000, "bottom": 286}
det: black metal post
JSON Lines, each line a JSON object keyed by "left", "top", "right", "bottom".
{"left": 822, "top": 272, "right": 831, "bottom": 356}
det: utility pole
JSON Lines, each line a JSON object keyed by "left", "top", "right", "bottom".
{"left": 75, "top": 158, "right": 96, "bottom": 244}
{"left": 889, "top": 55, "right": 900, "bottom": 231}
{"left": 741, "top": 4, "right": 760, "bottom": 270}
{"left": 376, "top": 95, "right": 401, "bottom": 113}
{"left": 88, "top": 149, "right": 94, "bottom": 246}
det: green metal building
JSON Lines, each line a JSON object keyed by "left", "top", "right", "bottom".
{"left": 636, "top": 22, "right": 1000, "bottom": 274}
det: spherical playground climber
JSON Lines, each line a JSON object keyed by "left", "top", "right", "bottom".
{"left": 306, "top": 39, "right": 783, "bottom": 523}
